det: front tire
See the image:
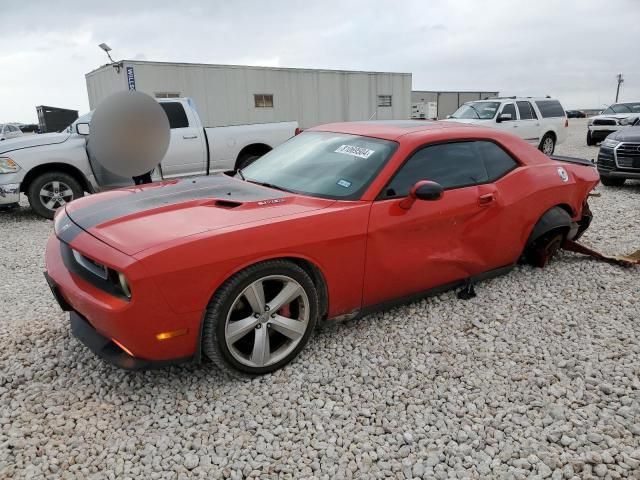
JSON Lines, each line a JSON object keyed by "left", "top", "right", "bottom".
{"left": 202, "top": 260, "right": 319, "bottom": 376}
{"left": 586, "top": 131, "right": 596, "bottom": 146}
{"left": 600, "top": 176, "right": 625, "bottom": 187}
{"left": 26, "top": 171, "right": 84, "bottom": 219}
{"left": 539, "top": 133, "right": 556, "bottom": 156}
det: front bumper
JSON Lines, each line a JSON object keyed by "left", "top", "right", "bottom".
{"left": 44, "top": 232, "right": 202, "bottom": 369}
{"left": 0, "top": 183, "right": 20, "bottom": 205}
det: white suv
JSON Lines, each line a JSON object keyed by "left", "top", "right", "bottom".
{"left": 444, "top": 97, "right": 568, "bottom": 155}
{"left": 586, "top": 102, "right": 640, "bottom": 146}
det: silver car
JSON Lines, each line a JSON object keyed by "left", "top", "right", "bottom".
{"left": 0, "top": 124, "right": 23, "bottom": 141}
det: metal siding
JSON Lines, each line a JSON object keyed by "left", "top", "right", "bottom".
{"left": 437, "top": 92, "right": 460, "bottom": 119}
{"left": 85, "top": 62, "right": 411, "bottom": 128}
{"left": 411, "top": 91, "right": 438, "bottom": 103}
{"left": 85, "top": 65, "right": 127, "bottom": 109}
{"left": 459, "top": 92, "right": 482, "bottom": 104}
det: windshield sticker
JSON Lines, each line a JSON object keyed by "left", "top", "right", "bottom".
{"left": 336, "top": 179, "right": 352, "bottom": 188}
{"left": 335, "top": 144, "right": 375, "bottom": 159}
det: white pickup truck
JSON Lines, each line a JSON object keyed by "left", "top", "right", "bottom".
{"left": 0, "top": 98, "right": 298, "bottom": 218}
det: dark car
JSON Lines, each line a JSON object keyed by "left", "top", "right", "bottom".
{"left": 566, "top": 110, "right": 586, "bottom": 119}
{"left": 596, "top": 117, "right": 640, "bottom": 186}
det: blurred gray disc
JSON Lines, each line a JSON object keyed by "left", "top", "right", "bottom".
{"left": 89, "top": 91, "right": 170, "bottom": 177}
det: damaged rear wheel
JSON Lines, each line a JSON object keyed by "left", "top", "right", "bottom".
{"left": 526, "top": 230, "right": 566, "bottom": 268}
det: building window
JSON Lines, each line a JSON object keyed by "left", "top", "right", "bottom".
{"left": 377, "top": 95, "right": 392, "bottom": 107}
{"left": 254, "top": 94, "right": 274, "bottom": 108}
{"left": 155, "top": 92, "right": 181, "bottom": 99}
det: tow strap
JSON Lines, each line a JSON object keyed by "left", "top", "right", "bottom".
{"left": 562, "top": 240, "right": 640, "bottom": 268}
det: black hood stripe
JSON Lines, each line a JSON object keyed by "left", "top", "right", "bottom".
{"left": 67, "top": 173, "right": 288, "bottom": 231}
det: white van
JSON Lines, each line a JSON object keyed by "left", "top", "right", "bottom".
{"left": 444, "top": 97, "right": 568, "bottom": 155}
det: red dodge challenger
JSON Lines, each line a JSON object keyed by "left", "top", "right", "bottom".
{"left": 44, "top": 121, "right": 599, "bottom": 375}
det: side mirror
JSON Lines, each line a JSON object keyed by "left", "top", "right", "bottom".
{"left": 496, "top": 113, "right": 512, "bottom": 123}
{"left": 446, "top": 114, "right": 452, "bottom": 119}
{"left": 76, "top": 123, "right": 90, "bottom": 135}
{"left": 399, "top": 180, "right": 444, "bottom": 209}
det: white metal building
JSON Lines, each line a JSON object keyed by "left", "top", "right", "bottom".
{"left": 412, "top": 90, "right": 500, "bottom": 119}
{"left": 86, "top": 61, "right": 412, "bottom": 128}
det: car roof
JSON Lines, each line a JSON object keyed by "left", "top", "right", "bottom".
{"left": 308, "top": 120, "right": 479, "bottom": 141}
{"left": 467, "top": 97, "right": 559, "bottom": 103}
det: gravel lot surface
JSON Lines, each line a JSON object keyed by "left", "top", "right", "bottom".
{"left": 1, "top": 119, "right": 639, "bottom": 479}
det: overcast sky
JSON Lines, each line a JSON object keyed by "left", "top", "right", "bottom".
{"left": 1, "top": 0, "right": 639, "bottom": 122}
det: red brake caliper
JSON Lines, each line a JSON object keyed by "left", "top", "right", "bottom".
{"left": 278, "top": 304, "right": 291, "bottom": 318}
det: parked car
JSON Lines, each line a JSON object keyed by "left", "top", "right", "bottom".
{"left": 444, "top": 97, "right": 568, "bottom": 156}
{"left": 587, "top": 102, "right": 640, "bottom": 145}
{"left": 0, "top": 124, "right": 24, "bottom": 141}
{"left": 0, "top": 98, "right": 298, "bottom": 218}
{"left": 45, "top": 120, "right": 599, "bottom": 375}
{"left": 566, "top": 110, "right": 586, "bottom": 118}
{"left": 596, "top": 117, "right": 640, "bottom": 186}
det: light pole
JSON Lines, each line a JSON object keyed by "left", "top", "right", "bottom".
{"left": 98, "top": 43, "right": 115, "bottom": 63}
{"left": 615, "top": 73, "right": 624, "bottom": 103}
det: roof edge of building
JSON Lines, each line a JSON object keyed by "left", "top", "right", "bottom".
{"left": 86, "top": 60, "right": 412, "bottom": 77}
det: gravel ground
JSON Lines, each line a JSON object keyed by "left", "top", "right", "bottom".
{"left": 1, "top": 119, "right": 639, "bottom": 479}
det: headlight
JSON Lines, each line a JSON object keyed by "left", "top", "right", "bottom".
{"left": 70, "top": 247, "right": 132, "bottom": 300}
{"left": 0, "top": 157, "right": 20, "bottom": 174}
{"left": 118, "top": 272, "right": 131, "bottom": 299}
{"left": 601, "top": 138, "right": 620, "bottom": 148}
{"left": 619, "top": 117, "right": 636, "bottom": 126}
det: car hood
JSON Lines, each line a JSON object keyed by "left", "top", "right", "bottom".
{"left": 0, "top": 132, "right": 70, "bottom": 154}
{"left": 441, "top": 118, "right": 490, "bottom": 124}
{"left": 591, "top": 113, "right": 635, "bottom": 122}
{"left": 64, "top": 173, "right": 335, "bottom": 255}
{"left": 608, "top": 126, "right": 640, "bottom": 142}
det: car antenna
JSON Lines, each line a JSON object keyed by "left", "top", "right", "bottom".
{"left": 368, "top": 111, "right": 377, "bottom": 120}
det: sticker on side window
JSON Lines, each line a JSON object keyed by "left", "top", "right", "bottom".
{"left": 335, "top": 144, "right": 375, "bottom": 159}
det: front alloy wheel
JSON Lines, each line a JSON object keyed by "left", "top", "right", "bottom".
{"left": 27, "top": 171, "right": 84, "bottom": 219}
{"left": 202, "top": 260, "right": 318, "bottom": 376}
{"left": 39, "top": 180, "right": 74, "bottom": 210}
{"left": 225, "top": 275, "right": 310, "bottom": 368}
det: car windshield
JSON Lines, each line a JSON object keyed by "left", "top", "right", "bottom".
{"left": 450, "top": 102, "right": 500, "bottom": 119}
{"left": 603, "top": 103, "right": 640, "bottom": 114}
{"left": 66, "top": 111, "right": 93, "bottom": 133}
{"left": 240, "top": 131, "right": 397, "bottom": 200}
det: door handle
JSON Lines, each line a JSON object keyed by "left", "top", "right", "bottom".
{"left": 479, "top": 193, "right": 495, "bottom": 206}
{"left": 182, "top": 134, "right": 198, "bottom": 139}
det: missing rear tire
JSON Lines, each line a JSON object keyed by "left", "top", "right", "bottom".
{"left": 526, "top": 230, "right": 566, "bottom": 268}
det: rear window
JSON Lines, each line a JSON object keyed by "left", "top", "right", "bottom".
{"left": 160, "top": 102, "right": 189, "bottom": 129}
{"left": 535, "top": 100, "right": 565, "bottom": 118}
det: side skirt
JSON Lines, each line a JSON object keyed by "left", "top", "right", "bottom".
{"left": 329, "top": 264, "right": 515, "bottom": 323}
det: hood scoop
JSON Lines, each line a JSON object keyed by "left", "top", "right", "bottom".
{"left": 214, "top": 199, "right": 242, "bottom": 209}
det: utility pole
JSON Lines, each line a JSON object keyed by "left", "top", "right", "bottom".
{"left": 615, "top": 73, "right": 624, "bottom": 102}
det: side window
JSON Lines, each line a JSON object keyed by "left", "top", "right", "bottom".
{"left": 517, "top": 101, "right": 536, "bottom": 120}
{"left": 160, "top": 102, "right": 189, "bottom": 129}
{"left": 535, "top": 100, "right": 565, "bottom": 118}
{"left": 477, "top": 141, "right": 518, "bottom": 181}
{"left": 384, "top": 142, "right": 488, "bottom": 197}
{"left": 501, "top": 103, "right": 516, "bottom": 120}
